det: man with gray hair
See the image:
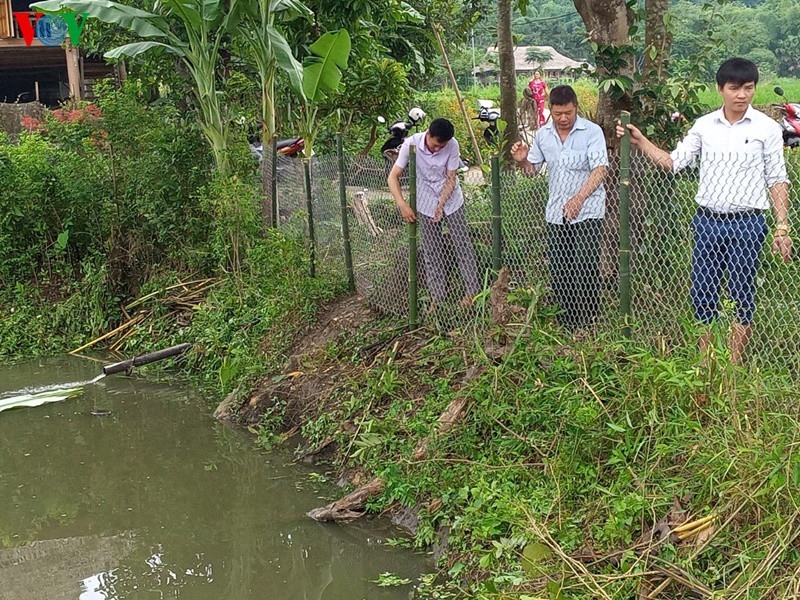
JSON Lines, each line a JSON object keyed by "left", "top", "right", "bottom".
{"left": 511, "top": 84, "right": 609, "bottom": 330}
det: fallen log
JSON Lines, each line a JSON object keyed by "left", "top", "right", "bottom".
{"left": 306, "top": 477, "right": 385, "bottom": 521}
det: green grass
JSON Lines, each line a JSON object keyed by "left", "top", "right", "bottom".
{"left": 696, "top": 77, "right": 800, "bottom": 109}
{"left": 291, "top": 318, "right": 800, "bottom": 599}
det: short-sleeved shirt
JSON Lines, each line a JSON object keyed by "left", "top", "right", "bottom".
{"left": 670, "top": 105, "right": 788, "bottom": 213}
{"left": 395, "top": 132, "right": 464, "bottom": 218}
{"left": 526, "top": 116, "right": 608, "bottom": 224}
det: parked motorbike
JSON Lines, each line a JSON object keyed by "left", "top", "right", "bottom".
{"left": 378, "top": 107, "right": 426, "bottom": 163}
{"left": 249, "top": 136, "right": 305, "bottom": 164}
{"left": 773, "top": 86, "right": 800, "bottom": 148}
{"left": 476, "top": 99, "right": 501, "bottom": 146}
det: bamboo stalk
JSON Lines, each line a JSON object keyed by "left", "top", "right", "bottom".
{"left": 408, "top": 146, "right": 419, "bottom": 328}
{"left": 619, "top": 110, "right": 632, "bottom": 338}
{"left": 431, "top": 23, "right": 483, "bottom": 166}
{"left": 337, "top": 132, "right": 356, "bottom": 292}
{"left": 490, "top": 154, "right": 502, "bottom": 272}
{"left": 123, "top": 278, "right": 215, "bottom": 311}
{"left": 69, "top": 313, "right": 145, "bottom": 355}
{"left": 672, "top": 513, "right": 717, "bottom": 534}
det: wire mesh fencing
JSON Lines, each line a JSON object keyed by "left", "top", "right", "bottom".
{"left": 270, "top": 140, "right": 800, "bottom": 372}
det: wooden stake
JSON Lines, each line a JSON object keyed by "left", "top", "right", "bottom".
{"left": 431, "top": 23, "right": 483, "bottom": 166}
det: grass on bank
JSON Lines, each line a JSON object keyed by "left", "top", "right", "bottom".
{"left": 0, "top": 230, "right": 343, "bottom": 399}
{"left": 265, "top": 305, "right": 800, "bottom": 599}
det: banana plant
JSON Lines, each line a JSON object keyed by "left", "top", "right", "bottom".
{"left": 294, "top": 28, "right": 351, "bottom": 160}
{"left": 236, "top": 0, "right": 309, "bottom": 145}
{"left": 31, "top": 0, "right": 239, "bottom": 176}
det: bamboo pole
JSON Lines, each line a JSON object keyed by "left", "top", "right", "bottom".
{"left": 408, "top": 146, "right": 419, "bottom": 328}
{"left": 304, "top": 158, "right": 316, "bottom": 278}
{"left": 337, "top": 133, "right": 356, "bottom": 292}
{"left": 271, "top": 135, "right": 278, "bottom": 228}
{"left": 431, "top": 23, "right": 483, "bottom": 166}
{"left": 123, "top": 278, "right": 216, "bottom": 311}
{"left": 619, "top": 111, "right": 632, "bottom": 339}
{"left": 490, "top": 155, "right": 502, "bottom": 271}
{"left": 69, "top": 313, "right": 146, "bottom": 355}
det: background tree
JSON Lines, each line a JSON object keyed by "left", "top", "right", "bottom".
{"left": 571, "top": 0, "right": 634, "bottom": 140}
{"left": 525, "top": 46, "right": 553, "bottom": 69}
{"left": 496, "top": 0, "right": 518, "bottom": 161}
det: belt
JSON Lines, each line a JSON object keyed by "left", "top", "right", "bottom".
{"left": 697, "top": 206, "right": 764, "bottom": 219}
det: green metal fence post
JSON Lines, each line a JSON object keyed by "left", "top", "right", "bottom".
{"left": 303, "top": 158, "right": 316, "bottom": 278}
{"left": 619, "top": 111, "right": 632, "bottom": 339}
{"left": 271, "top": 135, "right": 278, "bottom": 228}
{"left": 490, "top": 155, "right": 502, "bottom": 272}
{"left": 337, "top": 134, "right": 356, "bottom": 292}
{"left": 408, "top": 146, "right": 419, "bottom": 328}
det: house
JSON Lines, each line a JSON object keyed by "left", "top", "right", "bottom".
{"left": 0, "top": 0, "right": 119, "bottom": 105}
{"left": 474, "top": 45, "right": 589, "bottom": 84}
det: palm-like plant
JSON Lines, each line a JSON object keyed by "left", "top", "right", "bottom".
{"left": 295, "top": 28, "right": 351, "bottom": 160}
{"left": 32, "top": 0, "right": 239, "bottom": 175}
{"left": 236, "top": 0, "right": 309, "bottom": 145}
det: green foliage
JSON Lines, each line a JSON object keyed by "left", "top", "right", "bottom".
{"left": 671, "top": 0, "right": 800, "bottom": 78}
{"left": 294, "top": 311, "right": 800, "bottom": 598}
{"left": 0, "top": 83, "right": 213, "bottom": 292}
{"left": 33, "top": 0, "right": 239, "bottom": 174}
{"left": 295, "top": 29, "right": 352, "bottom": 159}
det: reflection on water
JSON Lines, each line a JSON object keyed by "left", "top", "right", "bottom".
{"left": 0, "top": 357, "right": 429, "bottom": 600}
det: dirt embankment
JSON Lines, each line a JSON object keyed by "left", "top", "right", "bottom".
{"left": 215, "top": 294, "right": 386, "bottom": 431}
{"left": 214, "top": 270, "right": 516, "bottom": 526}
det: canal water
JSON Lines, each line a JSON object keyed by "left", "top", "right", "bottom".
{"left": 0, "top": 357, "right": 429, "bottom": 600}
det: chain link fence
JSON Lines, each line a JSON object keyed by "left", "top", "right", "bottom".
{"left": 269, "top": 139, "right": 800, "bottom": 371}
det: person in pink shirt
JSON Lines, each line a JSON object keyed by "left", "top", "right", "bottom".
{"left": 528, "top": 71, "right": 548, "bottom": 127}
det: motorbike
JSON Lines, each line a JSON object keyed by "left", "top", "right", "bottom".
{"left": 773, "top": 86, "right": 800, "bottom": 148}
{"left": 476, "top": 99, "right": 501, "bottom": 146}
{"left": 378, "top": 107, "right": 426, "bottom": 163}
{"left": 249, "top": 136, "right": 305, "bottom": 164}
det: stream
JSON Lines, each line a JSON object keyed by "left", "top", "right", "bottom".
{"left": 0, "top": 356, "right": 429, "bottom": 600}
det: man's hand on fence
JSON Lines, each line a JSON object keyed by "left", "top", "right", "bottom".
{"left": 772, "top": 233, "right": 793, "bottom": 263}
{"left": 398, "top": 202, "right": 416, "bottom": 223}
{"left": 563, "top": 196, "right": 583, "bottom": 223}
{"left": 430, "top": 204, "right": 444, "bottom": 223}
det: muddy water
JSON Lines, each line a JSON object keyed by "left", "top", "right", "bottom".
{"left": 0, "top": 357, "right": 429, "bottom": 600}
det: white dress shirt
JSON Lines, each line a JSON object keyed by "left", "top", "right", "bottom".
{"left": 670, "top": 105, "right": 788, "bottom": 213}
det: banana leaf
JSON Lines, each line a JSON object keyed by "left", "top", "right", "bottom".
{"left": 302, "top": 29, "right": 351, "bottom": 102}
{"left": 30, "top": 0, "right": 168, "bottom": 39}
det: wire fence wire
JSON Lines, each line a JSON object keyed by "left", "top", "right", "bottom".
{"left": 272, "top": 145, "right": 800, "bottom": 372}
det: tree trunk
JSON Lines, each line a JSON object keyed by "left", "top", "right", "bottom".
{"left": 261, "top": 71, "right": 276, "bottom": 228}
{"left": 643, "top": 0, "right": 673, "bottom": 85}
{"left": 572, "top": 0, "right": 634, "bottom": 145}
{"left": 497, "top": 0, "right": 518, "bottom": 164}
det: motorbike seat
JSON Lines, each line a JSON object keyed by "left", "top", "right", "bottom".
{"left": 276, "top": 138, "right": 302, "bottom": 150}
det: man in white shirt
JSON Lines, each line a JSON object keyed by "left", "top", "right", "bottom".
{"left": 618, "top": 57, "right": 792, "bottom": 364}
{"left": 388, "top": 118, "right": 480, "bottom": 310}
{"left": 511, "top": 85, "right": 609, "bottom": 330}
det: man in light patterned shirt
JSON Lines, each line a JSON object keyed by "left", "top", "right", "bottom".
{"left": 511, "top": 85, "right": 609, "bottom": 331}
{"left": 618, "top": 57, "right": 792, "bottom": 364}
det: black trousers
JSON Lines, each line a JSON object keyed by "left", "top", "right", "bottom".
{"left": 546, "top": 219, "right": 602, "bottom": 329}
